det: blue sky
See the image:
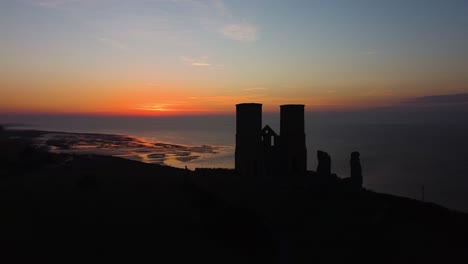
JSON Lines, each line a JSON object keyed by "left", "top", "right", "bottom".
{"left": 1, "top": 0, "right": 467, "bottom": 114}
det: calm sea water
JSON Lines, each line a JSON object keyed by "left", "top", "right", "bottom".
{"left": 2, "top": 113, "right": 468, "bottom": 212}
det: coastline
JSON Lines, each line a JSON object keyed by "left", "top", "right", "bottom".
{"left": 2, "top": 127, "right": 230, "bottom": 168}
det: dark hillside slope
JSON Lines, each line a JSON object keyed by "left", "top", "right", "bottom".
{"left": 0, "top": 153, "right": 273, "bottom": 263}
{"left": 0, "top": 136, "right": 467, "bottom": 263}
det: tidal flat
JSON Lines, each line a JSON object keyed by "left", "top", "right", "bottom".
{"left": 6, "top": 129, "right": 226, "bottom": 166}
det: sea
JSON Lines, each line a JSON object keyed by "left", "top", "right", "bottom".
{"left": 1, "top": 112, "right": 468, "bottom": 212}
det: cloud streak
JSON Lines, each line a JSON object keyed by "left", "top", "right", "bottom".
{"left": 135, "top": 101, "right": 188, "bottom": 112}
{"left": 220, "top": 23, "right": 258, "bottom": 42}
{"left": 191, "top": 62, "right": 211, "bottom": 66}
{"left": 181, "top": 56, "right": 212, "bottom": 67}
{"left": 394, "top": 93, "right": 468, "bottom": 112}
{"left": 406, "top": 93, "right": 468, "bottom": 105}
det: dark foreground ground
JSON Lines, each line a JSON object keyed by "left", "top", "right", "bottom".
{"left": 1, "top": 130, "right": 468, "bottom": 263}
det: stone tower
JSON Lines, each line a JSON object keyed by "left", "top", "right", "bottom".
{"left": 280, "top": 104, "right": 307, "bottom": 176}
{"left": 235, "top": 103, "right": 263, "bottom": 177}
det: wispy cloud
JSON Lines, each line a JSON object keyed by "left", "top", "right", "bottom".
{"left": 192, "top": 94, "right": 311, "bottom": 106}
{"left": 195, "top": 95, "right": 268, "bottom": 105}
{"left": 191, "top": 62, "right": 211, "bottom": 66}
{"left": 135, "top": 104, "right": 174, "bottom": 112}
{"left": 379, "top": 93, "right": 468, "bottom": 112}
{"left": 181, "top": 56, "right": 211, "bottom": 67}
{"left": 220, "top": 23, "right": 258, "bottom": 42}
{"left": 135, "top": 101, "right": 187, "bottom": 112}
{"left": 405, "top": 93, "right": 468, "bottom": 105}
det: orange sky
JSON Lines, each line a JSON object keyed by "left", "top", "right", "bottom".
{"left": 1, "top": 0, "right": 467, "bottom": 116}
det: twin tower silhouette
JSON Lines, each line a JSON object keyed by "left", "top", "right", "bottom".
{"left": 235, "top": 103, "right": 307, "bottom": 179}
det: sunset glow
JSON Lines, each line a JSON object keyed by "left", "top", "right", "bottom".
{"left": 1, "top": 0, "right": 467, "bottom": 115}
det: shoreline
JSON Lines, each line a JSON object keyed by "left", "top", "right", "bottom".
{"left": 3, "top": 125, "right": 468, "bottom": 213}
{"left": 2, "top": 127, "right": 230, "bottom": 169}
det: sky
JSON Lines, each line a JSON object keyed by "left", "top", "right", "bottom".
{"left": 1, "top": 0, "right": 468, "bottom": 115}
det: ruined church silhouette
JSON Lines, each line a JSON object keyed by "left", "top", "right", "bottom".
{"left": 235, "top": 103, "right": 307, "bottom": 178}
{"left": 235, "top": 103, "right": 362, "bottom": 189}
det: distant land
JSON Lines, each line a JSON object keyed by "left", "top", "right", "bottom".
{"left": 1, "top": 128, "right": 225, "bottom": 165}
